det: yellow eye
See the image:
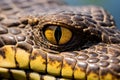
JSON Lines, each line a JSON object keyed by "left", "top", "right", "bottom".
{"left": 44, "top": 25, "right": 72, "bottom": 45}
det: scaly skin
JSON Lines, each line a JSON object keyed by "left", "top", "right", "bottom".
{"left": 0, "top": 0, "right": 120, "bottom": 80}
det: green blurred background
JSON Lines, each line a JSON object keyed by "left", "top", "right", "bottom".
{"left": 65, "top": 0, "right": 120, "bottom": 29}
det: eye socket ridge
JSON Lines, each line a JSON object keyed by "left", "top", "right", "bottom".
{"left": 43, "top": 24, "right": 73, "bottom": 45}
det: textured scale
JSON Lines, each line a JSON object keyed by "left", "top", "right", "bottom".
{"left": 0, "top": 0, "right": 120, "bottom": 80}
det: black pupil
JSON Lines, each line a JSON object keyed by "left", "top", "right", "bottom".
{"left": 55, "top": 26, "right": 62, "bottom": 44}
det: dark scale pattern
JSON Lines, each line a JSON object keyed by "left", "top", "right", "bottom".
{"left": 0, "top": 35, "right": 17, "bottom": 45}
{"left": 9, "top": 28, "right": 21, "bottom": 35}
{"left": 0, "top": 0, "right": 120, "bottom": 80}
{"left": 0, "top": 25, "right": 8, "bottom": 34}
{"left": 59, "top": 43, "right": 120, "bottom": 79}
{"left": 16, "top": 35, "right": 26, "bottom": 42}
{"left": 1, "top": 18, "right": 20, "bottom": 27}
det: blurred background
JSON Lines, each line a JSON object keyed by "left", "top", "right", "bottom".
{"left": 65, "top": 0, "right": 120, "bottom": 29}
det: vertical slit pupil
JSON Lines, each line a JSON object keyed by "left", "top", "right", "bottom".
{"left": 54, "top": 26, "right": 62, "bottom": 44}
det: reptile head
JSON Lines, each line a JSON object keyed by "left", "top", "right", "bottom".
{"left": 0, "top": 5, "right": 120, "bottom": 80}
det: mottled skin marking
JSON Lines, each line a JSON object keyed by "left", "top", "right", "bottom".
{"left": 0, "top": 0, "right": 120, "bottom": 80}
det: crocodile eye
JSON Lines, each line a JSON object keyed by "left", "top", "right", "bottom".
{"left": 44, "top": 25, "right": 72, "bottom": 45}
